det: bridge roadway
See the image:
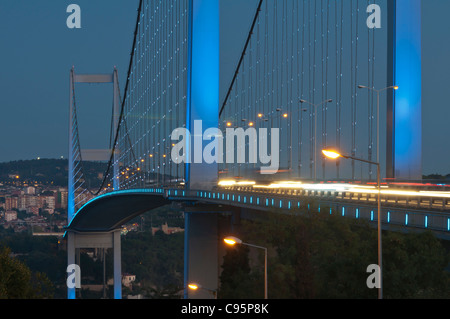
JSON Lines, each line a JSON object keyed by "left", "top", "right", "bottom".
{"left": 67, "top": 181, "right": 450, "bottom": 240}
{"left": 65, "top": 180, "right": 450, "bottom": 299}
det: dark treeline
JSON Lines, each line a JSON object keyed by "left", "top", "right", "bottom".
{"left": 0, "top": 203, "right": 449, "bottom": 299}
{"left": 219, "top": 206, "right": 450, "bottom": 299}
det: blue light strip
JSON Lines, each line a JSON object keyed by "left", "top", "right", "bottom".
{"left": 185, "top": 0, "right": 193, "bottom": 187}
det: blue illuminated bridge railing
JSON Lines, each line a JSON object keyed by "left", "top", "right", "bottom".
{"left": 89, "top": 185, "right": 450, "bottom": 238}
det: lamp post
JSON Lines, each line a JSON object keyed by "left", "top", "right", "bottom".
{"left": 224, "top": 236, "right": 268, "bottom": 299}
{"left": 322, "top": 148, "right": 383, "bottom": 299}
{"left": 299, "top": 99, "right": 333, "bottom": 181}
{"left": 258, "top": 111, "right": 289, "bottom": 175}
{"left": 357, "top": 85, "right": 398, "bottom": 165}
{"left": 281, "top": 112, "right": 292, "bottom": 175}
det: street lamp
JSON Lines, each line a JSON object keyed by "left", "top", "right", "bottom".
{"left": 322, "top": 148, "right": 383, "bottom": 299}
{"left": 223, "top": 236, "right": 268, "bottom": 299}
{"left": 299, "top": 99, "right": 333, "bottom": 181}
{"left": 280, "top": 112, "right": 292, "bottom": 175}
{"left": 188, "top": 283, "right": 217, "bottom": 299}
{"left": 357, "top": 85, "right": 398, "bottom": 165}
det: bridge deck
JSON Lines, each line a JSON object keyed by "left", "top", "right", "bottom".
{"left": 66, "top": 186, "right": 450, "bottom": 239}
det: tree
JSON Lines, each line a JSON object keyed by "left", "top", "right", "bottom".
{"left": 219, "top": 244, "right": 263, "bottom": 299}
{"left": 383, "top": 231, "right": 450, "bottom": 299}
{"left": 0, "top": 246, "right": 54, "bottom": 299}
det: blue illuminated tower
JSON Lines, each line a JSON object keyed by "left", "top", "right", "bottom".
{"left": 387, "top": 0, "right": 422, "bottom": 180}
{"left": 186, "top": 0, "right": 220, "bottom": 190}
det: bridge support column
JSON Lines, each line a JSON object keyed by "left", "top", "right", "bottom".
{"left": 113, "top": 230, "right": 122, "bottom": 299}
{"left": 67, "top": 232, "right": 76, "bottom": 299}
{"left": 66, "top": 231, "right": 122, "bottom": 299}
{"left": 184, "top": 212, "right": 219, "bottom": 299}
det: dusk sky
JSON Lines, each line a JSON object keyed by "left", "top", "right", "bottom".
{"left": 0, "top": 1, "right": 449, "bottom": 176}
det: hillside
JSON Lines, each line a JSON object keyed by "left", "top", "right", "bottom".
{"left": 1, "top": 159, "right": 449, "bottom": 188}
{"left": 0, "top": 159, "right": 108, "bottom": 187}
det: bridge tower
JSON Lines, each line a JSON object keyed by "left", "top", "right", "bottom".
{"left": 67, "top": 68, "right": 122, "bottom": 299}
{"left": 184, "top": 0, "right": 221, "bottom": 299}
{"left": 387, "top": 0, "right": 422, "bottom": 180}
{"left": 68, "top": 68, "right": 121, "bottom": 222}
{"left": 185, "top": 0, "right": 220, "bottom": 190}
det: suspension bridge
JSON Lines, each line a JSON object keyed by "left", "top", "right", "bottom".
{"left": 65, "top": 0, "right": 446, "bottom": 299}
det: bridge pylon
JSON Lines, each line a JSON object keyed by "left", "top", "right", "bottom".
{"left": 387, "top": 0, "right": 422, "bottom": 180}
{"left": 67, "top": 67, "right": 122, "bottom": 299}
{"left": 185, "top": 0, "right": 219, "bottom": 191}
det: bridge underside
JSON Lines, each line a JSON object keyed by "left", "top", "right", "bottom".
{"left": 66, "top": 193, "right": 170, "bottom": 233}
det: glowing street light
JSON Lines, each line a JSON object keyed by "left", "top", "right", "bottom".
{"left": 223, "top": 236, "right": 267, "bottom": 299}
{"left": 321, "top": 149, "right": 341, "bottom": 160}
{"left": 322, "top": 148, "right": 383, "bottom": 299}
{"left": 188, "top": 283, "right": 199, "bottom": 290}
{"left": 188, "top": 283, "right": 217, "bottom": 299}
{"left": 223, "top": 236, "right": 242, "bottom": 246}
